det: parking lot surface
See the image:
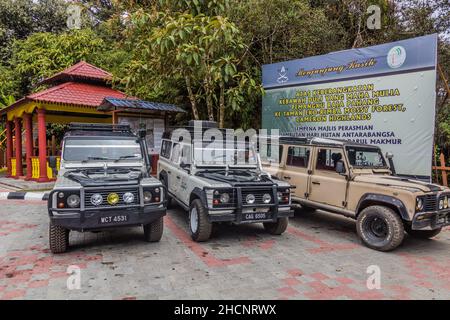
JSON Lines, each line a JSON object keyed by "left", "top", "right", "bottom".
{"left": 0, "top": 199, "right": 449, "bottom": 300}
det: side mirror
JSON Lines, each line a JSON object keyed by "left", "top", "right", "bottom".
{"left": 335, "top": 160, "right": 346, "bottom": 175}
{"left": 48, "top": 156, "right": 57, "bottom": 169}
{"left": 138, "top": 129, "right": 146, "bottom": 138}
{"left": 180, "top": 161, "right": 191, "bottom": 171}
{"left": 385, "top": 152, "right": 396, "bottom": 175}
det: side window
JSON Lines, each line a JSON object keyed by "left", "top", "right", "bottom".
{"left": 180, "top": 145, "right": 191, "bottom": 164}
{"left": 286, "top": 146, "right": 310, "bottom": 168}
{"left": 316, "top": 148, "right": 344, "bottom": 172}
{"left": 160, "top": 140, "right": 172, "bottom": 159}
{"left": 171, "top": 143, "right": 181, "bottom": 163}
{"left": 259, "top": 144, "right": 283, "bottom": 163}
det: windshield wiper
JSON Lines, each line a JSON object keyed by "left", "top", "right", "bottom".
{"left": 114, "top": 155, "right": 140, "bottom": 162}
{"left": 81, "top": 156, "right": 112, "bottom": 163}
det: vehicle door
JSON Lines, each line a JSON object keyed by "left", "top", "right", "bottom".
{"left": 178, "top": 144, "right": 192, "bottom": 204}
{"left": 169, "top": 142, "right": 182, "bottom": 195}
{"left": 308, "top": 147, "right": 347, "bottom": 208}
{"left": 281, "top": 145, "right": 312, "bottom": 200}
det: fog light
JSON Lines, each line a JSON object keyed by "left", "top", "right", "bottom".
{"left": 67, "top": 194, "right": 80, "bottom": 208}
{"left": 58, "top": 192, "right": 65, "bottom": 199}
{"left": 90, "top": 193, "right": 103, "bottom": 206}
{"left": 444, "top": 196, "right": 448, "bottom": 209}
{"left": 262, "top": 193, "right": 271, "bottom": 204}
{"left": 246, "top": 194, "right": 255, "bottom": 204}
{"left": 123, "top": 192, "right": 135, "bottom": 204}
{"left": 107, "top": 193, "right": 119, "bottom": 205}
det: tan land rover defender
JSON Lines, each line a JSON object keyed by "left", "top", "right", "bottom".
{"left": 263, "top": 137, "right": 450, "bottom": 251}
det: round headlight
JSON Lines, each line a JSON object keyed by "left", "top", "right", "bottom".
{"left": 439, "top": 199, "right": 444, "bottom": 210}
{"left": 143, "top": 191, "right": 152, "bottom": 203}
{"left": 219, "top": 192, "right": 230, "bottom": 203}
{"left": 67, "top": 194, "right": 80, "bottom": 208}
{"left": 262, "top": 193, "right": 272, "bottom": 204}
{"left": 90, "top": 193, "right": 103, "bottom": 206}
{"left": 416, "top": 198, "right": 423, "bottom": 211}
{"left": 123, "top": 192, "right": 135, "bottom": 204}
{"left": 277, "top": 191, "right": 283, "bottom": 201}
{"left": 246, "top": 194, "right": 256, "bottom": 204}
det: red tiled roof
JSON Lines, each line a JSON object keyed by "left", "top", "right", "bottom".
{"left": 38, "top": 61, "right": 112, "bottom": 85}
{"left": 28, "top": 82, "right": 128, "bottom": 107}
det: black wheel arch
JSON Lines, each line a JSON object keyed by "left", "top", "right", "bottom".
{"left": 190, "top": 187, "right": 208, "bottom": 206}
{"left": 356, "top": 193, "right": 410, "bottom": 221}
{"left": 159, "top": 170, "right": 168, "bottom": 182}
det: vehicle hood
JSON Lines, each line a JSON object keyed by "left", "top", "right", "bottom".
{"left": 195, "top": 169, "right": 274, "bottom": 186}
{"left": 63, "top": 167, "right": 142, "bottom": 187}
{"left": 354, "top": 175, "right": 445, "bottom": 193}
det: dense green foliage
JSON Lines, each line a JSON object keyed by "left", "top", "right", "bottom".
{"left": 0, "top": 0, "right": 448, "bottom": 137}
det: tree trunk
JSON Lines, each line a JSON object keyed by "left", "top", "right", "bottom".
{"left": 219, "top": 80, "right": 225, "bottom": 128}
{"left": 185, "top": 74, "right": 199, "bottom": 120}
{"left": 204, "top": 74, "right": 215, "bottom": 121}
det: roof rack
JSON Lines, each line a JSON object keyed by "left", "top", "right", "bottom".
{"left": 68, "top": 123, "right": 132, "bottom": 133}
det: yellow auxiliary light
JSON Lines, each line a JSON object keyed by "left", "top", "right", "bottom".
{"left": 107, "top": 193, "right": 120, "bottom": 205}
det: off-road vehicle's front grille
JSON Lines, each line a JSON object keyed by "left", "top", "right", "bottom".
{"left": 241, "top": 188, "right": 274, "bottom": 204}
{"left": 423, "top": 194, "right": 437, "bottom": 211}
{"left": 84, "top": 188, "right": 140, "bottom": 208}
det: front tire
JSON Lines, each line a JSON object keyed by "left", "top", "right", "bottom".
{"left": 189, "top": 199, "right": 212, "bottom": 242}
{"left": 143, "top": 217, "right": 164, "bottom": 242}
{"left": 356, "top": 205, "right": 404, "bottom": 252}
{"left": 263, "top": 217, "right": 288, "bottom": 235}
{"left": 49, "top": 223, "right": 69, "bottom": 254}
{"left": 405, "top": 225, "right": 442, "bottom": 239}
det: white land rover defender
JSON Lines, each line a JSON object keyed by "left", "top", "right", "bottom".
{"left": 158, "top": 121, "right": 293, "bottom": 241}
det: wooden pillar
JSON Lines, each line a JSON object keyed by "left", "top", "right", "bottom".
{"left": 440, "top": 153, "right": 448, "bottom": 187}
{"left": 14, "top": 117, "right": 23, "bottom": 177}
{"left": 23, "top": 113, "right": 33, "bottom": 180}
{"left": 5, "top": 120, "right": 13, "bottom": 177}
{"left": 37, "top": 108, "right": 49, "bottom": 182}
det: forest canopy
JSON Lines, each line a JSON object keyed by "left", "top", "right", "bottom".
{"left": 0, "top": 0, "right": 448, "bottom": 145}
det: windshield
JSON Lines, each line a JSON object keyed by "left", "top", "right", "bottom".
{"left": 193, "top": 142, "right": 258, "bottom": 166}
{"left": 346, "top": 146, "right": 387, "bottom": 168}
{"left": 63, "top": 138, "right": 143, "bottom": 162}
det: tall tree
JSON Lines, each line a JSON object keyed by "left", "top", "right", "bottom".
{"left": 8, "top": 29, "right": 109, "bottom": 95}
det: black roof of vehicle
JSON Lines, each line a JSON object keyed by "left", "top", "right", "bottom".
{"left": 64, "top": 123, "right": 137, "bottom": 138}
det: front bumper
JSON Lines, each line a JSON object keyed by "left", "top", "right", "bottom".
{"left": 208, "top": 207, "right": 294, "bottom": 224}
{"left": 49, "top": 205, "right": 166, "bottom": 231}
{"left": 411, "top": 210, "right": 450, "bottom": 230}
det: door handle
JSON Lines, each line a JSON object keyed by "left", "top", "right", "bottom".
{"left": 312, "top": 181, "right": 320, "bottom": 185}
{"left": 176, "top": 176, "right": 181, "bottom": 179}
{"left": 168, "top": 171, "right": 171, "bottom": 174}
{"left": 283, "top": 176, "right": 291, "bottom": 180}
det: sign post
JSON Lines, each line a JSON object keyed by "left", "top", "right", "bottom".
{"left": 262, "top": 34, "right": 438, "bottom": 180}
